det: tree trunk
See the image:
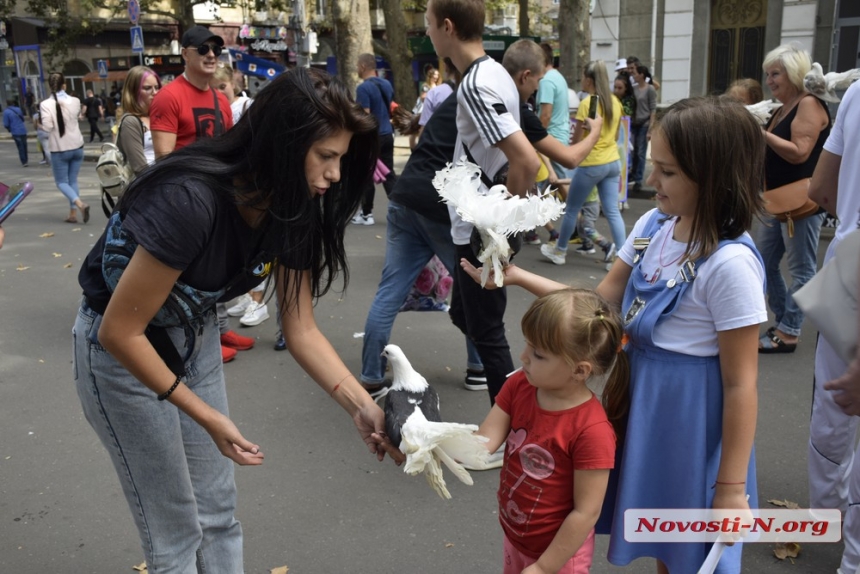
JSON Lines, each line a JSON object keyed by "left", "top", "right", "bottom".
{"left": 332, "top": 0, "right": 373, "bottom": 95}
{"left": 558, "top": 0, "right": 590, "bottom": 92}
{"left": 174, "top": 0, "right": 196, "bottom": 33}
{"left": 518, "top": 0, "right": 529, "bottom": 37}
{"left": 379, "top": 0, "right": 415, "bottom": 104}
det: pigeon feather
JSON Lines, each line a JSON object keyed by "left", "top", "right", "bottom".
{"left": 433, "top": 158, "right": 565, "bottom": 287}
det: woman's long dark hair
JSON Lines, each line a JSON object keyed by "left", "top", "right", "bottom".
{"left": 47, "top": 72, "right": 66, "bottom": 137}
{"left": 119, "top": 67, "right": 379, "bottom": 310}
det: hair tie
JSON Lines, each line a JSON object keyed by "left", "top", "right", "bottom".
{"left": 617, "top": 333, "right": 630, "bottom": 354}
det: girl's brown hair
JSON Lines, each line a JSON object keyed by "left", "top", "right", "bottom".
{"left": 521, "top": 289, "right": 630, "bottom": 434}
{"left": 654, "top": 96, "right": 765, "bottom": 262}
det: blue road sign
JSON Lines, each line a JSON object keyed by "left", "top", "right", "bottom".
{"left": 128, "top": 0, "right": 140, "bottom": 24}
{"left": 97, "top": 60, "right": 108, "bottom": 78}
{"left": 130, "top": 26, "right": 144, "bottom": 54}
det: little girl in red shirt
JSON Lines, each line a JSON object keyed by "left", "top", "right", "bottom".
{"left": 476, "top": 288, "right": 629, "bottom": 573}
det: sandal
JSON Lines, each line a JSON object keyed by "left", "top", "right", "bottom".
{"left": 80, "top": 204, "right": 91, "bottom": 224}
{"left": 759, "top": 326, "right": 797, "bottom": 354}
{"left": 64, "top": 217, "right": 78, "bottom": 223}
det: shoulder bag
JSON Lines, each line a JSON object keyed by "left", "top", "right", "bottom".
{"left": 762, "top": 178, "right": 820, "bottom": 237}
{"left": 793, "top": 229, "right": 860, "bottom": 364}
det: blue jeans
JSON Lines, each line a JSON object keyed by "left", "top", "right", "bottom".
{"left": 51, "top": 147, "right": 84, "bottom": 207}
{"left": 361, "top": 201, "right": 482, "bottom": 384}
{"left": 73, "top": 302, "right": 244, "bottom": 573}
{"left": 12, "top": 134, "right": 28, "bottom": 165}
{"left": 756, "top": 212, "right": 826, "bottom": 336}
{"left": 555, "top": 161, "right": 626, "bottom": 252}
{"left": 630, "top": 121, "right": 649, "bottom": 184}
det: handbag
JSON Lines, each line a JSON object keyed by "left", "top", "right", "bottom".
{"left": 762, "top": 178, "right": 819, "bottom": 237}
{"left": 792, "top": 229, "right": 860, "bottom": 364}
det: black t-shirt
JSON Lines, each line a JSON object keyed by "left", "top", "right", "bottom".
{"left": 79, "top": 176, "right": 307, "bottom": 306}
{"left": 388, "top": 91, "right": 458, "bottom": 224}
{"left": 520, "top": 102, "right": 549, "bottom": 144}
{"left": 388, "top": 96, "right": 550, "bottom": 225}
{"left": 83, "top": 97, "right": 102, "bottom": 119}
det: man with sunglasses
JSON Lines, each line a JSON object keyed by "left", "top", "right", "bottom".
{"left": 150, "top": 25, "right": 251, "bottom": 364}
{"left": 150, "top": 25, "right": 233, "bottom": 159}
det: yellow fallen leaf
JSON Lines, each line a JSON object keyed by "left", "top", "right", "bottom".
{"left": 375, "top": 235, "right": 383, "bottom": 239}
{"left": 16, "top": 265, "right": 30, "bottom": 271}
{"left": 445, "top": 366, "right": 451, "bottom": 371}
{"left": 39, "top": 232, "right": 54, "bottom": 238}
{"left": 52, "top": 252, "right": 62, "bottom": 258}
{"left": 773, "top": 542, "right": 801, "bottom": 560}
{"left": 445, "top": 542, "right": 455, "bottom": 548}
{"left": 132, "top": 562, "right": 148, "bottom": 572}
{"left": 64, "top": 263, "right": 73, "bottom": 268}
{"left": 767, "top": 498, "right": 800, "bottom": 509}
{"left": 72, "top": 227, "right": 81, "bottom": 231}
{"left": 38, "top": 359, "right": 44, "bottom": 363}
{"left": 270, "top": 567, "right": 289, "bottom": 574}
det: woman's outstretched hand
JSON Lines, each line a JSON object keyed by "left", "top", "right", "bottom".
{"left": 205, "top": 412, "right": 265, "bottom": 466}
{"left": 354, "top": 401, "right": 406, "bottom": 465}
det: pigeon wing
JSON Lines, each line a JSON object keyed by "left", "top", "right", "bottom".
{"left": 384, "top": 389, "right": 420, "bottom": 448}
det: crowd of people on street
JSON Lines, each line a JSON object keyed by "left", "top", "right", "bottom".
{"left": 1, "top": 0, "right": 859, "bottom": 571}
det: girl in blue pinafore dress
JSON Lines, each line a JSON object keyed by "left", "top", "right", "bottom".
{"left": 460, "top": 96, "right": 769, "bottom": 574}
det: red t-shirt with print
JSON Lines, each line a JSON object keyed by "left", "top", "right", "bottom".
{"left": 149, "top": 75, "right": 233, "bottom": 151}
{"left": 495, "top": 370, "right": 616, "bottom": 558}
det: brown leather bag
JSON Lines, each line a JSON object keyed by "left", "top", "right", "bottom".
{"left": 762, "top": 178, "right": 819, "bottom": 237}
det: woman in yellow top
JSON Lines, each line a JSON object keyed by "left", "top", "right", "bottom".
{"left": 541, "top": 60, "right": 625, "bottom": 267}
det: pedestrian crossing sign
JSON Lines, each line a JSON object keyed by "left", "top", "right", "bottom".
{"left": 97, "top": 60, "right": 108, "bottom": 78}
{"left": 130, "top": 25, "right": 144, "bottom": 54}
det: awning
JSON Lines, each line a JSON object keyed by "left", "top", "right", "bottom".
{"left": 82, "top": 70, "right": 129, "bottom": 82}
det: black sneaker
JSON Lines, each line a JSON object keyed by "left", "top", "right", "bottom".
{"left": 575, "top": 244, "right": 596, "bottom": 255}
{"left": 464, "top": 369, "right": 488, "bottom": 391}
{"left": 274, "top": 332, "right": 287, "bottom": 351}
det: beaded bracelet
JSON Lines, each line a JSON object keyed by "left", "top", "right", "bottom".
{"left": 158, "top": 374, "right": 183, "bottom": 401}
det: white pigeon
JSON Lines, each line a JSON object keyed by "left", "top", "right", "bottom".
{"left": 744, "top": 99, "right": 782, "bottom": 125}
{"left": 433, "top": 158, "right": 565, "bottom": 288}
{"left": 382, "top": 344, "right": 490, "bottom": 499}
{"left": 804, "top": 62, "right": 860, "bottom": 103}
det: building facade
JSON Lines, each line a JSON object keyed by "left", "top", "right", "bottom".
{"left": 591, "top": 0, "right": 856, "bottom": 103}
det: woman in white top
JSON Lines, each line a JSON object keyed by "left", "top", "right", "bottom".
{"left": 116, "top": 65, "right": 161, "bottom": 172}
{"left": 40, "top": 72, "right": 89, "bottom": 223}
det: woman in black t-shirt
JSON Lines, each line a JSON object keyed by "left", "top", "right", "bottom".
{"left": 74, "top": 68, "right": 400, "bottom": 571}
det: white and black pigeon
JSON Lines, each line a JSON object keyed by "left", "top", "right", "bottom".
{"left": 744, "top": 99, "right": 782, "bottom": 125}
{"left": 803, "top": 62, "right": 860, "bottom": 103}
{"left": 382, "top": 344, "right": 490, "bottom": 499}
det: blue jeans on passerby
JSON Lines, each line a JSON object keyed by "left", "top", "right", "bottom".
{"left": 361, "top": 201, "right": 483, "bottom": 384}
{"left": 12, "top": 134, "right": 28, "bottom": 165}
{"left": 51, "top": 147, "right": 84, "bottom": 207}
{"left": 73, "top": 302, "right": 244, "bottom": 573}
{"left": 630, "top": 121, "right": 649, "bottom": 184}
{"left": 555, "top": 161, "right": 626, "bottom": 252}
{"left": 756, "top": 212, "right": 826, "bottom": 337}
{"left": 37, "top": 129, "right": 51, "bottom": 165}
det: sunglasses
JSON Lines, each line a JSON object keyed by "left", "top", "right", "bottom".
{"left": 195, "top": 44, "right": 222, "bottom": 57}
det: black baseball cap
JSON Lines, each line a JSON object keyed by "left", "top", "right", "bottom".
{"left": 181, "top": 25, "right": 224, "bottom": 48}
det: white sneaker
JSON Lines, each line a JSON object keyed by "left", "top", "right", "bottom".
{"left": 602, "top": 242, "right": 617, "bottom": 263}
{"left": 540, "top": 243, "right": 567, "bottom": 265}
{"left": 351, "top": 212, "right": 374, "bottom": 225}
{"left": 227, "top": 294, "right": 253, "bottom": 317}
{"left": 240, "top": 301, "right": 270, "bottom": 326}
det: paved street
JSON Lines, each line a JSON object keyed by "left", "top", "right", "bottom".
{"left": 0, "top": 136, "right": 844, "bottom": 573}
